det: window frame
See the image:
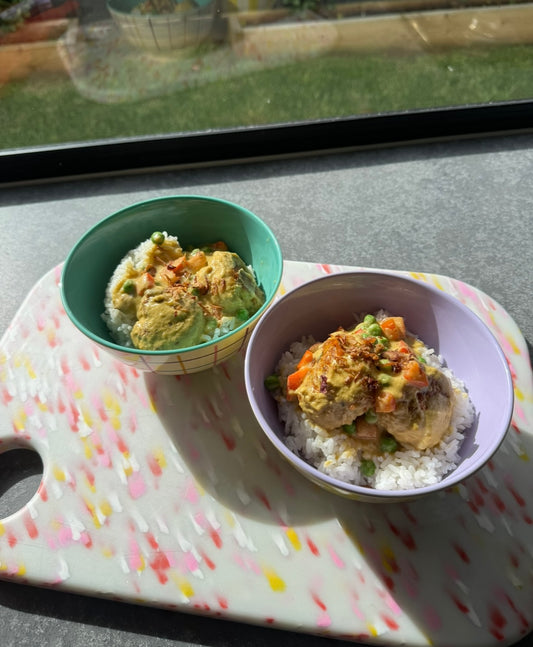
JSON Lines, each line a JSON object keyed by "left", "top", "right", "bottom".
{"left": 2, "top": 100, "right": 533, "bottom": 185}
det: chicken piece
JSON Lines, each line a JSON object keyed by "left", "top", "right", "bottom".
{"left": 201, "top": 251, "right": 265, "bottom": 317}
{"left": 131, "top": 287, "right": 205, "bottom": 350}
{"left": 376, "top": 366, "right": 453, "bottom": 449}
{"left": 294, "top": 332, "right": 377, "bottom": 429}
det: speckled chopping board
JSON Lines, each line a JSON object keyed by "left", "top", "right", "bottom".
{"left": 0, "top": 260, "right": 532, "bottom": 647}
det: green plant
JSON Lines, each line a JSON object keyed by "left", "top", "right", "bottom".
{"left": 280, "top": 0, "right": 332, "bottom": 15}
{"left": 135, "top": 0, "right": 194, "bottom": 13}
{"left": 0, "top": 0, "right": 31, "bottom": 34}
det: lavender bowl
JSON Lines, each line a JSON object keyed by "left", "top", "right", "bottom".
{"left": 244, "top": 271, "right": 514, "bottom": 502}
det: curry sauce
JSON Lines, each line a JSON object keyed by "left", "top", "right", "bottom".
{"left": 110, "top": 232, "right": 265, "bottom": 350}
{"left": 278, "top": 314, "right": 454, "bottom": 452}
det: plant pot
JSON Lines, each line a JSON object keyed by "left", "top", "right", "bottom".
{"left": 0, "top": 0, "right": 34, "bottom": 23}
{"left": 107, "top": 0, "right": 216, "bottom": 51}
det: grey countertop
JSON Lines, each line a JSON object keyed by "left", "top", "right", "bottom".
{"left": 0, "top": 134, "right": 532, "bottom": 646}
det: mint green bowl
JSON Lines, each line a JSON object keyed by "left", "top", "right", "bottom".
{"left": 61, "top": 195, "right": 283, "bottom": 375}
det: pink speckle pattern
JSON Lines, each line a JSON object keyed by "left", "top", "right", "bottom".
{"left": 0, "top": 261, "right": 532, "bottom": 646}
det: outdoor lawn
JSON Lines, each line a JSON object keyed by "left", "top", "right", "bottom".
{"left": 1, "top": 41, "right": 533, "bottom": 150}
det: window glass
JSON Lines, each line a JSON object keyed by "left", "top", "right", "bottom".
{"left": 1, "top": 0, "right": 531, "bottom": 151}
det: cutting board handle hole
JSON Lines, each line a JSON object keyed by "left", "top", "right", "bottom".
{"left": 0, "top": 447, "right": 43, "bottom": 521}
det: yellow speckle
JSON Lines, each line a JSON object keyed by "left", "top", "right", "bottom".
{"left": 224, "top": 511, "right": 236, "bottom": 528}
{"left": 431, "top": 276, "right": 445, "bottom": 291}
{"left": 37, "top": 401, "right": 48, "bottom": 412}
{"left": 101, "top": 547, "right": 114, "bottom": 558}
{"left": 514, "top": 387, "right": 524, "bottom": 401}
{"left": 505, "top": 334, "right": 520, "bottom": 355}
{"left": 53, "top": 465, "right": 66, "bottom": 482}
{"left": 285, "top": 527, "right": 301, "bottom": 551}
{"left": 519, "top": 452, "right": 530, "bottom": 462}
{"left": 0, "top": 522, "right": 4, "bottom": 537}
{"left": 103, "top": 389, "right": 121, "bottom": 415}
{"left": 100, "top": 500, "right": 112, "bottom": 517}
{"left": 80, "top": 404, "right": 93, "bottom": 428}
{"left": 13, "top": 408, "right": 27, "bottom": 432}
{"left": 382, "top": 545, "right": 397, "bottom": 572}
{"left": 263, "top": 566, "right": 286, "bottom": 592}
{"left": 84, "top": 499, "right": 101, "bottom": 529}
{"left": 17, "top": 563, "right": 26, "bottom": 576}
{"left": 81, "top": 438, "right": 93, "bottom": 460}
{"left": 123, "top": 463, "right": 133, "bottom": 478}
{"left": 367, "top": 624, "right": 378, "bottom": 637}
{"left": 23, "top": 357, "right": 36, "bottom": 379}
{"left": 110, "top": 416, "right": 122, "bottom": 431}
{"left": 171, "top": 573, "right": 194, "bottom": 598}
{"left": 154, "top": 448, "right": 167, "bottom": 469}
{"left": 135, "top": 554, "right": 146, "bottom": 572}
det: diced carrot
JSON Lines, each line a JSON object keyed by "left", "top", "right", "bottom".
{"left": 138, "top": 272, "right": 154, "bottom": 294}
{"left": 186, "top": 250, "right": 207, "bottom": 272}
{"left": 381, "top": 317, "right": 406, "bottom": 341}
{"left": 210, "top": 241, "right": 228, "bottom": 251}
{"left": 169, "top": 256, "right": 186, "bottom": 273}
{"left": 403, "top": 360, "right": 429, "bottom": 388}
{"left": 165, "top": 256, "right": 186, "bottom": 282}
{"left": 287, "top": 366, "right": 311, "bottom": 393}
{"left": 375, "top": 390, "right": 396, "bottom": 413}
{"left": 296, "top": 349, "right": 314, "bottom": 369}
{"left": 396, "top": 340, "right": 411, "bottom": 354}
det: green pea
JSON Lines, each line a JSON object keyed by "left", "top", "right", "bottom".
{"left": 418, "top": 355, "right": 427, "bottom": 364}
{"left": 264, "top": 375, "right": 280, "bottom": 391}
{"left": 379, "top": 358, "right": 392, "bottom": 369}
{"left": 190, "top": 287, "right": 200, "bottom": 296}
{"left": 342, "top": 422, "right": 356, "bottom": 435}
{"left": 367, "top": 323, "right": 383, "bottom": 337}
{"left": 363, "top": 314, "right": 377, "bottom": 325}
{"left": 378, "top": 373, "right": 391, "bottom": 385}
{"left": 122, "top": 279, "right": 136, "bottom": 295}
{"left": 364, "top": 409, "right": 378, "bottom": 424}
{"left": 376, "top": 336, "right": 390, "bottom": 349}
{"left": 151, "top": 231, "right": 165, "bottom": 245}
{"left": 380, "top": 434, "right": 399, "bottom": 453}
{"left": 361, "top": 459, "right": 376, "bottom": 477}
{"left": 236, "top": 308, "right": 249, "bottom": 321}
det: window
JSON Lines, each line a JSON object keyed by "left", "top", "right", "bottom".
{"left": 1, "top": 0, "right": 532, "bottom": 182}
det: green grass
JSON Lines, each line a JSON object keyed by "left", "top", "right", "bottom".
{"left": 1, "top": 43, "right": 533, "bottom": 149}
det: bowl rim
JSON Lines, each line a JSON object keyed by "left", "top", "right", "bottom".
{"left": 244, "top": 270, "right": 515, "bottom": 499}
{"left": 60, "top": 194, "right": 283, "bottom": 356}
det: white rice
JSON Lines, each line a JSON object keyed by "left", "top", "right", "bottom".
{"left": 275, "top": 320, "right": 475, "bottom": 491}
{"left": 101, "top": 233, "right": 240, "bottom": 348}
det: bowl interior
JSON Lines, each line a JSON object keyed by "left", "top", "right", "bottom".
{"left": 62, "top": 196, "right": 282, "bottom": 352}
{"left": 245, "top": 271, "right": 514, "bottom": 497}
